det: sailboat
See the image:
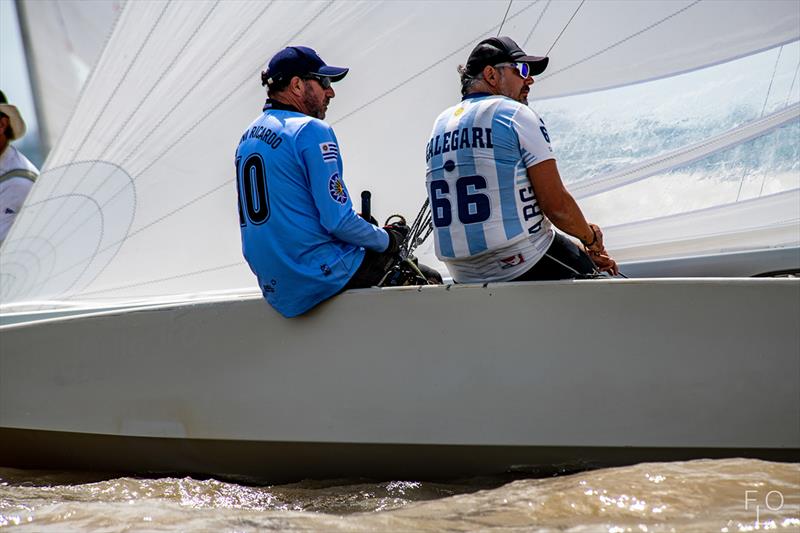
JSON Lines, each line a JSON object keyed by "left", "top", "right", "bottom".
{"left": 1, "top": 0, "right": 798, "bottom": 481}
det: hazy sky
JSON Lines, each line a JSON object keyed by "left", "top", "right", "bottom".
{"left": 0, "top": 0, "right": 39, "bottom": 134}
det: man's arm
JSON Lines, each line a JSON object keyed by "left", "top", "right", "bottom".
{"left": 528, "top": 159, "right": 618, "bottom": 274}
{"left": 298, "top": 121, "right": 390, "bottom": 252}
{"left": 528, "top": 159, "right": 596, "bottom": 247}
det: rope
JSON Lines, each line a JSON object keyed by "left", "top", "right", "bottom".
{"left": 404, "top": 198, "right": 432, "bottom": 256}
{"left": 496, "top": 0, "right": 513, "bottom": 37}
{"left": 545, "top": 0, "right": 584, "bottom": 56}
{"left": 749, "top": 45, "right": 786, "bottom": 200}
{"left": 331, "top": 0, "right": 543, "bottom": 126}
{"left": 760, "top": 45, "right": 784, "bottom": 118}
{"left": 785, "top": 58, "right": 800, "bottom": 107}
{"left": 540, "top": 0, "right": 701, "bottom": 82}
{"left": 523, "top": 0, "right": 551, "bottom": 48}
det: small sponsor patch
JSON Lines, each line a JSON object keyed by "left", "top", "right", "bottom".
{"left": 499, "top": 253, "right": 525, "bottom": 269}
{"left": 328, "top": 173, "right": 348, "bottom": 204}
{"left": 319, "top": 142, "right": 339, "bottom": 163}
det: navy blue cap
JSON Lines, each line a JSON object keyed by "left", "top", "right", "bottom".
{"left": 261, "top": 46, "right": 349, "bottom": 87}
{"left": 465, "top": 36, "right": 548, "bottom": 77}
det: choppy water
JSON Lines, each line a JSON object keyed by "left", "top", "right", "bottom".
{"left": 1, "top": 459, "right": 798, "bottom": 532}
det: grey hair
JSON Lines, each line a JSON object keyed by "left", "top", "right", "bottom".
{"left": 458, "top": 64, "right": 483, "bottom": 96}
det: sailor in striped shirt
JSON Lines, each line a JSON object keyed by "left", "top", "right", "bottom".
{"left": 425, "top": 36, "right": 618, "bottom": 283}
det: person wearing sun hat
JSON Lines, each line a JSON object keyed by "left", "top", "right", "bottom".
{"left": 235, "top": 46, "right": 409, "bottom": 317}
{"left": 424, "top": 36, "right": 618, "bottom": 283}
{"left": 0, "top": 90, "right": 39, "bottom": 245}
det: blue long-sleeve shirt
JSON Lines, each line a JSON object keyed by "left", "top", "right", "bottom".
{"left": 236, "top": 103, "right": 389, "bottom": 317}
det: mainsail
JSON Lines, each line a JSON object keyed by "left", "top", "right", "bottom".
{"left": 1, "top": 0, "right": 798, "bottom": 310}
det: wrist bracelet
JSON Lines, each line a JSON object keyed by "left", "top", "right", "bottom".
{"left": 583, "top": 226, "right": 597, "bottom": 248}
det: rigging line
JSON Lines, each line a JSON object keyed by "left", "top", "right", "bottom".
{"left": 332, "top": 0, "right": 543, "bottom": 126}
{"left": 523, "top": 0, "right": 550, "bottom": 48}
{"left": 496, "top": 0, "right": 513, "bottom": 36}
{"left": 545, "top": 0, "right": 584, "bottom": 56}
{"left": 786, "top": 59, "right": 800, "bottom": 107}
{"left": 15, "top": 1, "right": 170, "bottom": 247}
{"left": 760, "top": 45, "right": 784, "bottom": 118}
{"left": 540, "top": 0, "right": 701, "bottom": 82}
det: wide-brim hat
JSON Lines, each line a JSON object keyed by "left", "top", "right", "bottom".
{"left": 0, "top": 90, "right": 27, "bottom": 140}
{"left": 262, "top": 46, "right": 349, "bottom": 87}
{"left": 465, "top": 36, "right": 549, "bottom": 77}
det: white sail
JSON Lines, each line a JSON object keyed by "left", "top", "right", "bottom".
{"left": 527, "top": 0, "right": 800, "bottom": 98}
{"left": 1, "top": 0, "right": 798, "bottom": 309}
{"left": 15, "top": 0, "right": 124, "bottom": 154}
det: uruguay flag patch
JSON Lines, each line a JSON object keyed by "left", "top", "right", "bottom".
{"left": 319, "top": 142, "right": 339, "bottom": 163}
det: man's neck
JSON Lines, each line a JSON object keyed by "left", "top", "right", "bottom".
{"left": 263, "top": 98, "right": 303, "bottom": 114}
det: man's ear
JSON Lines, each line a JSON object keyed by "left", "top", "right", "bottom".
{"left": 482, "top": 65, "right": 498, "bottom": 87}
{"left": 288, "top": 76, "right": 305, "bottom": 96}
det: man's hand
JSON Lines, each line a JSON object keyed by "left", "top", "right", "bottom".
{"left": 384, "top": 223, "right": 410, "bottom": 254}
{"left": 587, "top": 249, "right": 619, "bottom": 276}
{"left": 582, "top": 223, "right": 605, "bottom": 254}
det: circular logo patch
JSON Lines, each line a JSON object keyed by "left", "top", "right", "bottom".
{"left": 328, "top": 173, "right": 348, "bottom": 204}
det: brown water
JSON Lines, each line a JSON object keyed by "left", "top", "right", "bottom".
{"left": 1, "top": 459, "right": 798, "bottom": 532}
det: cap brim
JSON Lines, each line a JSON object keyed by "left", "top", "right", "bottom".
{"left": 518, "top": 56, "right": 549, "bottom": 76}
{"left": 315, "top": 65, "right": 349, "bottom": 81}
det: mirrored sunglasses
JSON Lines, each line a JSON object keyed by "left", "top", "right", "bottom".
{"left": 496, "top": 62, "right": 531, "bottom": 79}
{"left": 303, "top": 74, "right": 332, "bottom": 89}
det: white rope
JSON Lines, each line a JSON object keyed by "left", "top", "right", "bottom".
{"left": 760, "top": 45, "right": 784, "bottom": 118}
{"left": 496, "top": 0, "right": 513, "bottom": 37}
{"left": 545, "top": 0, "right": 584, "bottom": 56}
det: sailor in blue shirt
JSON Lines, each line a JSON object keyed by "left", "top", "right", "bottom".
{"left": 425, "top": 37, "right": 618, "bottom": 283}
{"left": 236, "top": 46, "right": 407, "bottom": 317}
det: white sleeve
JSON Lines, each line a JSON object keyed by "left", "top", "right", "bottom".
{"left": 511, "top": 106, "right": 555, "bottom": 168}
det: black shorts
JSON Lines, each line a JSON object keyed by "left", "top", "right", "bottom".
{"left": 511, "top": 233, "right": 596, "bottom": 282}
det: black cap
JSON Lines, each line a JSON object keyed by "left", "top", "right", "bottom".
{"left": 261, "top": 46, "right": 349, "bottom": 87}
{"left": 465, "top": 36, "right": 549, "bottom": 77}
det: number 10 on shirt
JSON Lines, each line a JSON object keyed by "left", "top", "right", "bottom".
{"left": 236, "top": 154, "right": 271, "bottom": 226}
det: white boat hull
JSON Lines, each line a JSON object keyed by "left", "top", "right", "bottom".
{"left": 1, "top": 279, "right": 798, "bottom": 480}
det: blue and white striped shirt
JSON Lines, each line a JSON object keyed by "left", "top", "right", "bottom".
{"left": 425, "top": 93, "right": 556, "bottom": 282}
